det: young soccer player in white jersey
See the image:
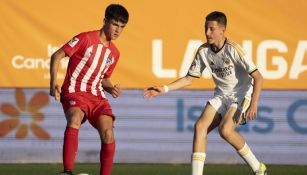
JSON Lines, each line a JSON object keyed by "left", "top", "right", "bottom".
{"left": 50, "top": 4, "right": 129, "bottom": 175}
{"left": 144, "top": 11, "right": 267, "bottom": 175}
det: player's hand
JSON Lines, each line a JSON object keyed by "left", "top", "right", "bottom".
{"left": 50, "top": 84, "right": 61, "bottom": 101}
{"left": 110, "top": 84, "right": 121, "bottom": 98}
{"left": 245, "top": 103, "right": 258, "bottom": 121}
{"left": 143, "top": 86, "right": 164, "bottom": 99}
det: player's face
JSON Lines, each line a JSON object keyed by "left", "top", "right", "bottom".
{"left": 104, "top": 19, "right": 126, "bottom": 40}
{"left": 205, "top": 21, "right": 225, "bottom": 45}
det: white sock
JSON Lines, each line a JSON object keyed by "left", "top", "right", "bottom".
{"left": 237, "top": 143, "right": 260, "bottom": 172}
{"left": 191, "top": 152, "right": 206, "bottom": 175}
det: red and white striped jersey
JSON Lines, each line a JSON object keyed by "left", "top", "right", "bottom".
{"left": 61, "top": 30, "right": 120, "bottom": 98}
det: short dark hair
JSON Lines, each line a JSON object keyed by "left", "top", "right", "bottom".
{"left": 206, "top": 11, "right": 227, "bottom": 28}
{"left": 105, "top": 4, "right": 129, "bottom": 24}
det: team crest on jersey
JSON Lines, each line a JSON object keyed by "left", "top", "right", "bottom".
{"left": 223, "top": 57, "right": 231, "bottom": 65}
{"left": 68, "top": 37, "right": 79, "bottom": 47}
{"left": 106, "top": 57, "right": 114, "bottom": 65}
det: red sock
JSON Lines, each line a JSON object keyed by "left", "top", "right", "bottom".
{"left": 100, "top": 142, "right": 115, "bottom": 175}
{"left": 63, "top": 127, "right": 79, "bottom": 171}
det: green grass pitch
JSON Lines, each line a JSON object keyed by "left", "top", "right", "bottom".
{"left": 0, "top": 163, "right": 306, "bottom": 175}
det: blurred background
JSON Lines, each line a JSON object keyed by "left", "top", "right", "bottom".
{"left": 0, "top": 0, "right": 307, "bottom": 166}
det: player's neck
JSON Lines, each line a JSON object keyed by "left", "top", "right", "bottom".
{"left": 211, "top": 37, "right": 226, "bottom": 52}
{"left": 99, "top": 29, "right": 110, "bottom": 46}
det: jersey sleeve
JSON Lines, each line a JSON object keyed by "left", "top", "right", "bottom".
{"left": 187, "top": 50, "right": 206, "bottom": 78}
{"left": 241, "top": 54, "right": 257, "bottom": 74}
{"left": 62, "top": 33, "right": 86, "bottom": 57}
{"left": 231, "top": 42, "right": 257, "bottom": 74}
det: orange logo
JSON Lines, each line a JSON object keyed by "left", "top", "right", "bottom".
{"left": 0, "top": 89, "right": 50, "bottom": 140}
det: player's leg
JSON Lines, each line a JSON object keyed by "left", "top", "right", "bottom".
{"left": 191, "top": 103, "right": 221, "bottom": 175}
{"left": 218, "top": 107, "right": 245, "bottom": 148}
{"left": 63, "top": 107, "right": 85, "bottom": 174}
{"left": 218, "top": 107, "right": 265, "bottom": 174}
{"left": 193, "top": 103, "right": 221, "bottom": 152}
{"left": 95, "top": 115, "right": 115, "bottom": 175}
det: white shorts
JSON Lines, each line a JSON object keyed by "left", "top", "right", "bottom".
{"left": 208, "top": 94, "right": 251, "bottom": 123}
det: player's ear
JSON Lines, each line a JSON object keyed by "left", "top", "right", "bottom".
{"left": 220, "top": 25, "right": 226, "bottom": 32}
{"left": 103, "top": 18, "right": 108, "bottom": 26}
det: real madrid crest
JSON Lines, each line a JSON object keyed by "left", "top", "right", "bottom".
{"left": 223, "top": 57, "right": 230, "bottom": 65}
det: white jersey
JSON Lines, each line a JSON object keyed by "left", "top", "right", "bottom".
{"left": 188, "top": 39, "right": 257, "bottom": 96}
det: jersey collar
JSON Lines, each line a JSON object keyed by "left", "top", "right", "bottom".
{"left": 210, "top": 38, "right": 227, "bottom": 54}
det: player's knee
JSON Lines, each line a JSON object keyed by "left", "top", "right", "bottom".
{"left": 218, "top": 126, "right": 232, "bottom": 140}
{"left": 65, "top": 108, "right": 84, "bottom": 128}
{"left": 67, "top": 116, "right": 82, "bottom": 128}
{"left": 101, "top": 129, "right": 114, "bottom": 144}
{"left": 194, "top": 121, "right": 208, "bottom": 135}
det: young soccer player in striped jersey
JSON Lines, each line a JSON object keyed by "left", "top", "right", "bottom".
{"left": 50, "top": 4, "right": 129, "bottom": 175}
{"left": 144, "top": 11, "right": 267, "bottom": 175}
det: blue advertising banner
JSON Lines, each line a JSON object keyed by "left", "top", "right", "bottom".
{"left": 0, "top": 89, "right": 306, "bottom": 164}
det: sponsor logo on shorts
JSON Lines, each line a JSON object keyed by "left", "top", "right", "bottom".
{"left": 69, "top": 100, "right": 76, "bottom": 105}
{"left": 100, "top": 109, "right": 108, "bottom": 113}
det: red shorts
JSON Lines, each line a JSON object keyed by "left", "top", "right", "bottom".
{"left": 60, "top": 92, "right": 115, "bottom": 127}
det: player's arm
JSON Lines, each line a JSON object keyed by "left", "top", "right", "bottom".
{"left": 50, "top": 48, "right": 66, "bottom": 101}
{"left": 246, "top": 70, "right": 263, "bottom": 120}
{"left": 101, "top": 78, "right": 121, "bottom": 98}
{"left": 143, "top": 75, "right": 195, "bottom": 99}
